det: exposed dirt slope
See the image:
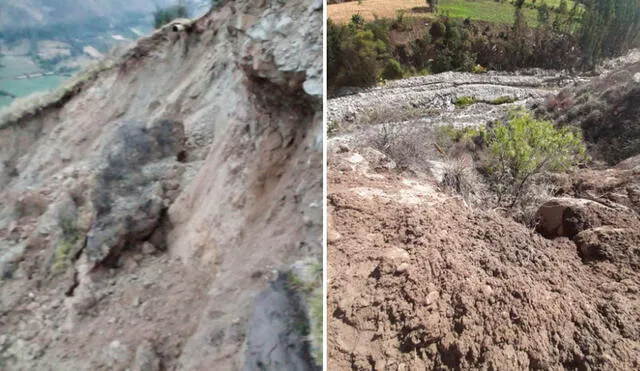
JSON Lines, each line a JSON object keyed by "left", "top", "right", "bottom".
{"left": 327, "top": 145, "right": 640, "bottom": 370}
{"left": 0, "top": 1, "right": 322, "bottom": 370}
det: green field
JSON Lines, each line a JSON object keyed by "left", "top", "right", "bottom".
{"left": 0, "top": 96, "right": 12, "bottom": 107}
{"left": 0, "top": 55, "right": 68, "bottom": 109}
{"left": 329, "top": 0, "right": 577, "bottom": 25}
{"left": 0, "top": 76, "right": 66, "bottom": 96}
{"left": 439, "top": 0, "right": 576, "bottom": 25}
{"left": 0, "top": 56, "right": 39, "bottom": 78}
{"left": 439, "top": 0, "right": 538, "bottom": 24}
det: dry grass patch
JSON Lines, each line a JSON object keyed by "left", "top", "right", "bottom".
{"left": 328, "top": 0, "right": 431, "bottom": 24}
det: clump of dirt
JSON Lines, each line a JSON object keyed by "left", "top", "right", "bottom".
{"left": 327, "top": 147, "right": 640, "bottom": 370}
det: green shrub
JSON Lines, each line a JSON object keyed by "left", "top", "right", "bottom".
{"left": 472, "top": 64, "right": 488, "bottom": 74}
{"left": 327, "top": 120, "right": 340, "bottom": 137}
{"left": 436, "top": 124, "right": 486, "bottom": 152}
{"left": 429, "top": 21, "right": 447, "bottom": 39}
{"left": 153, "top": 2, "right": 189, "bottom": 29}
{"left": 454, "top": 96, "right": 477, "bottom": 108}
{"left": 382, "top": 58, "right": 404, "bottom": 80}
{"left": 53, "top": 213, "right": 80, "bottom": 274}
{"left": 335, "top": 29, "right": 387, "bottom": 87}
{"left": 485, "top": 109, "right": 587, "bottom": 204}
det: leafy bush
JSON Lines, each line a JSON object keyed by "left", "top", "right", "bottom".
{"left": 472, "top": 64, "right": 488, "bottom": 74}
{"left": 153, "top": 2, "right": 189, "bottom": 29}
{"left": 484, "top": 109, "right": 587, "bottom": 204}
{"left": 382, "top": 58, "right": 404, "bottom": 80}
{"left": 327, "top": 120, "right": 340, "bottom": 137}
{"left": 334, "top": 28, "right": 387, "bottom": 87}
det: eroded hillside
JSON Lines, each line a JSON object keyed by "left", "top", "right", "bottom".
{"left": 0, "top": 0, "right": 323, "bottom": 370}
{"left": 327, "top": 53, "right": 640, "bottom": 369}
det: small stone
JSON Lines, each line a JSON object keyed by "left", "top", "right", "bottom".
{"left": 104, "top": 340, "right": 132, "bottom": 368}
{"left": 132, "top": 297, "right": 142, "bottom": 308}
{"left": 396, "top": 262, "right": 410, "bottom": 273}
{"left": 133, "top": 254, "right": 144, "bottom": 263}
{"left": 311, "top": 0, "right": 322, "bottom": 11}
{"left": 425, "top": 291, "right": 440, "bottom": 306}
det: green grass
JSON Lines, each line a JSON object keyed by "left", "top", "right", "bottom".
{"left": 454, "top": 96, "right": 477, "bottom": 108}
{"left": 439, "top": 0, "right": 577, "bottom": 26}
{"left": 0, "top": 56, "right": 69, "bottom": 109}
{"left": 1, "top": 75, "right": 66, "bottom": 95}
{"left": 439, "top": 0, "right": 539, "bottom": 25}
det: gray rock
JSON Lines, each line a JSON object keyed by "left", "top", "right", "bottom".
{"left": 0, "top": 242, "right": 26, "bottom": 279}
{"left": 86, "top": 119, "right": 185, "bottom": 266}
{"left": 131, "top": 340, "right": 161, "bottom": 371}
{"left": 102, "top": 340, "right": 133, "bottom": 370}
{"left": 311, "top": 0, "right": 322, "bottom": 11}
{"left": 244, "top": 272, "right": 320, "bottom": 371}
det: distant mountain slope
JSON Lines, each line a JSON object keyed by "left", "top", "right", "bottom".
{"left": 0, "top": 0, "right": 211, "bottom": 30}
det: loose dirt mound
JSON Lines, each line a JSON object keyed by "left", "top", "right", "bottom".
{"left": 327, "top": 149, "right": 640, "bottom": 370}
{"left": 0, "top": 1, "right": 322, "bottom": 370}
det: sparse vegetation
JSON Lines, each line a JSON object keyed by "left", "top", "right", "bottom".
{"left": 454, "top": 96, "right": 477, "bottom": 108}
{"left": 327, "top": 120, "right": 340, "bottom": 137}
{"left": 53, "top": 213, "right": 81, "bottom": 274}
{"left": 284, "top": 262, "right": 323, "bottom": 367}
{"left": 153, "top": 2, "right": 189, "bottom": 29}
{"left": 369, "top": 124, "right": 436, "bottom": 170}
{"left": 483, "top": 109, "right": 587, "bottom": 205}
{"left": 434, "top": 109, "right": 588, "bottom": 208}
{"left": 308, "top": 286, "right": 323, "bottom": 366}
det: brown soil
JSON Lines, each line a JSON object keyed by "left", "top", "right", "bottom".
{"left": 327, "top": 149, "right": 640, "bottom": 370}
{"left": 0, "top": 1, "right": 322, "bottom": 370}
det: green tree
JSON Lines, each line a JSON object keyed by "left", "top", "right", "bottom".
{"left": 337, "top": 29, "right": 387, "bottom": 87}
{"left": 427, "top": 0, "right": 439, "bottom": 13}
{"left": 537, "top": 2, "right": 551, "bottom": 27}
{"left": 578, "top": 0, "right": 640, "bottom": 68}
{"left": 153, "top": 1, "right": 189, "bottom": 29}
{"left": 382, "top": 58, "right": 404, "bottom": 80}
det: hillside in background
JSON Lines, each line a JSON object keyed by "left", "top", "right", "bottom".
{"left": 0, "top": 0, "right": 211, "bottom": 108}
{"left": 0, "top": 0, "right": 169, "bottom": 30}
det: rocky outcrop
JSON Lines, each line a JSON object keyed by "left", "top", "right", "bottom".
{"left": 86, "top": 118, "right": 185, "bottom": 266}
{"left": 534, "top": 197, "right": 638, "bottom": 239}
{"left": 327, "top": 71, "right": 582, "bottom": 133}
{"left": 244, "top": 264, "right": 322, "bottom": 371}
{"left": 0, "top": 0, "right": 322, "bottom": 369}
